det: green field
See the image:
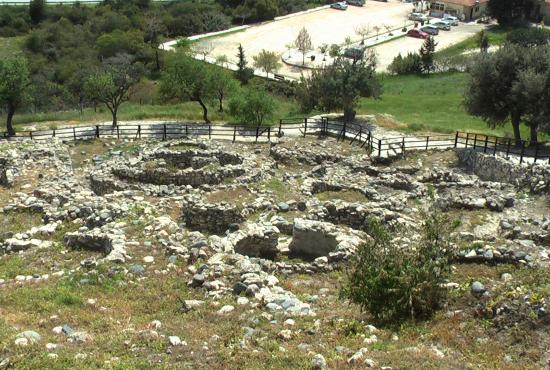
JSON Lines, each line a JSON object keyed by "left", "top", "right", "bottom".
{"left": 359, "top": 72, "right": 548, "bottom": 140}
{"left": 0, "top": 37, "right": 24, "bottom": 58}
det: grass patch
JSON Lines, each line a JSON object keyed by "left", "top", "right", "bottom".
{"left": 360, "top": 72, "right": 550, "bottom": 140}
{"left": 435, "top": 25, "right": 510, "bottom": 59}
{"left": 205, "top": 187, "right": 255, "bottom": 205}
{"left": 0, "top": 209, "right": 43, "bottom": 241}
{"left": 0, "top": 36, "right": 24, "bottom": 59}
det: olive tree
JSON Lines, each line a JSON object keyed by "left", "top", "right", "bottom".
{"left": 84, "top": 54, "right": 143, "bottom": 127}
{"left": 296, "top": 50, "right": 381, "bottom": 122}
{"left": 252, "top": 49, "right": 281, "bottom": 77}
{"left": 229, "top": 88, "right": 275, "bottom": 126}
{"left": 294, "top": 27, "right": 313, "bottom": 65}
{"left": 0, "top": 57, "right": 32, "bottom": 137}
{"left": 160, "top": 54, "right": 216, "bottom": 123}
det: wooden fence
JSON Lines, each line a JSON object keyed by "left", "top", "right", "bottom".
{"left": 1, "top": 118, "right": 549, "bottom": 163}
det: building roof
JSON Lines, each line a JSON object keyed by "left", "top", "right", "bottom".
{"left": 436, "top": 0, "right": 489, "bottom": 6}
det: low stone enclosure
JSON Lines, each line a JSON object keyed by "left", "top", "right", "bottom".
{"left": 0, "top": 130, "right": 549, "bottom": 332}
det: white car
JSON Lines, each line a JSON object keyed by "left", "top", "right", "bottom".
{"left": 432, "top": 20, "right": 452, "bottom": 31}
{"left": 330, "top": 2, "right": 348, "bottom": 10}
{"left": 442, "top": 15, "right": 459, "bottom": 26}
{"left": 409, "top": 12, "right": 429, "bottom": 22}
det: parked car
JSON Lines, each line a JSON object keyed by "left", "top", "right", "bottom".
{"left": 407, "top": 29, "right": 429, "bottom": 39}
{"left": 346, "top": 0, "right": 365, "bottom": 6}
{"left": 330, "top": 2, "right": 348, "bottom": 10}
{"left": 408, "top": 12, "right": 428, "bottom": 22}
{"left": 421, "top": 25, "right": 439, "bottom": 36}
{"left": 431, "top": 20, "right": 451, "bottom": 31}
{"left": 442, "top": 15, "right": 459, "bottom": 26}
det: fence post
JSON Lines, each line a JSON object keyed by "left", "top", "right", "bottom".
{"left": 268, "top": 127, "right": 271, "bottom": 141}
{"left": 96, "top": 125, "right": 100, "bottom": 138}
{"left": 465, "top": 133, "right": 470, "bottom": 148}
{"left": 402, "top": 137, "right": 406, "bottom": 157}
{"left": 117, "top": 125, "right": 120, "bottom": 140}
{"left": 454, "top": 132, "right": 458, "bottom": 148}
{"left": 520, "top": 141, "right": 525, "bottom": 164}
{"left": 29, "top": 131, "right": 33, "bottom": 140}
{"left": 534, "top": 143, "right": 539, "bottom": 163}
{"left": 209, "top": 124, "right": 211, "bottom": 139}
{"left": 506, "top": 139, "right": 511, "bottom": 157}
{"left": 278, "top": 119, "right": 282, "bottom": 137}
{"left": 378, "top": 139, "right": 382, "bottom": 157}
{"left": 483, "top": 136, "right": 488, "bottom": 153}
{"left": 233, "top": 125, "right": 237, "bottom": 142}
{"left": 163, "top": 124, "right": 167, "bottom": 141}
{"left": 52, "top": 129, "right": 56, "bottom": 138}
{"left": 343, "top": 122, "right": 347, "bottom": 141}
{"left": 303, "top": 118, "right": 307, "bottom": 138}
{"left": 473, "top": 134, "right": 477, "bottom": 149}
{"left": 185, "top": 124, "right": 188, "bottom": 136}
{"left": 255, "top": 125, "right": 259, "bottom": 142}
{"left": 73, "top": 127, "right": 76, "bottom": 141}
{"left": 426, "top": 136, "right": 429, "bottom": 150}
{"left": 366, "top": 132, "right": 371, "bottom": 151}
{"left": 358, "top": 127, "right": 362, "bottom": 144}
{"left": 138, "top": 125, "right": 141, "bottom": 139}
{"left": 493, "top": 137, "right": 497, "bottom": 156}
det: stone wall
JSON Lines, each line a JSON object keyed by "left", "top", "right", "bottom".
{"left": 457, "top": 149, "right": 550, "bottom": 194}
{"left": 0, "top": 157, "right": 14, "bottom": 187}
{"left": 181, "top": 202, "right": 246, "bottom": 233}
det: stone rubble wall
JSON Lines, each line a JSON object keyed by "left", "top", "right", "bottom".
{"left": 457, "top": 149, "right": 550, "bottom": 194}
{"left": 181, "top": 201, "right": 246, "bottom": 233}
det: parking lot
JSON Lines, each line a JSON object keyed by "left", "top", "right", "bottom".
{"left": 197, "top": 0, "right": 486, "bottom": 77}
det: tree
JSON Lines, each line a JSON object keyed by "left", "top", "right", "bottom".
{"left": 235, "top": 44, "right": 254, "bottom": 85}
{"left": 193, "top": 42, "right": 215, "bottom": 61}
{"left": 144, "top": 14, "right": 167, "bottom": 71}
{"left": 0, "top": 57, "right": 32, "bottom": 136}
{"left": 296, "top": 51, "right": 381, "bottom": 122}
{"left": 252, "top": 49, "right": 281, "bottom": 77}
{"left": 464, "top": 45, "right": 534, "bottom": 146}
{"left": 229, "top": 88, "right": 275, "bottom": 126}
{"left": 215, "top": 54, "right": 229, "bottom": 68}
{"left": 294, "top": 27, "right": 313, "bottom": 66}
{"left": 84, "top": 54, "right": 143, "bottom": 127}
{"left": 477, "top": 30, "right": 489, "bottom": 53}
{"left": 329, "top": 44, "right": 341, "bottom": 58}
{"left": 160, "top": 54, "right": 215, "bottom": 122}
{"left": 210, "top": 68, "right": 239, "bottom": 112}
{"left": 354, "top": 24, "right": 371, "bottom": 45}
{"left": 29, "top": 0, "right": 46, "bottom": 26}
{"left": 388, "top": 52, "right": 422, "bottom": 75}
{"left": 419, "top": 36, "right": 437, "bottom": 74}
{"left": 488, "top": 0, "right": 535, "bottom": 26}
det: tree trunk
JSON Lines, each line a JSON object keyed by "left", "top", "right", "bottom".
{"left": 302, "top": 52, "right": 305, "bottom": 66}
{"left": 6, "top": 102, "right": 15, "bottom": 137}
{"left": 218, "top": 95, "right": 223, "bottom": 112}
{"left": 155, "top": 49, "right": 160, "bottom": 71}
{"left": 343, "top": 106, "right": 356, "bottom": 123}
{"left": 111, "top": 107, "right": 118, "bottom": 127}
{"left": 529, "top": 125, "right": 538, "bottom": 146}
{"left": 198, "top": 98, "right": 210, "bottom": 123}
{"left": 511, "top": 112, "right": 522, "bottom": 147}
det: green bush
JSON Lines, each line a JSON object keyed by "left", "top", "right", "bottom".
{"left": 229, "top": 88, "right": 275, "bottom": 126}
{"left": 341, "top": 205, "right": 456, "bottom": 324}
{"left": 388, "top": 52, "right": 422, "bottom": 75}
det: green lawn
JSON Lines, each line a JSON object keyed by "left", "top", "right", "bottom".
{"left": 358, "top": 72, "right": 548, "bottom": 140}
{"left": 435, "top": 25, "right": 511, "bottom": 60}
{"left": 12, "top": 97, "right": 301, "bottom": 130}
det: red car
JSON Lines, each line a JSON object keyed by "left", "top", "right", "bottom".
{"left": 407, "top": 29, "right": 429, "bottom": 39}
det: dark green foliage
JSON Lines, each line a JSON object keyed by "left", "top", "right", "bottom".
{"left": 419, "top": 36, "right": 437, "bottom": 74}
{"left": 506, "top": 27, "right": 550, "bottom": 47}
{"left": 229, "top": 88, "right": 275, "bottom": 125}
{"left": 464, "top": 45, "right": 550, "bottom": 145}
{"left": 235, "top": 44, "right": 254, "bottom": 85}
{"left": 488, "top": 0, "right": 535, "bottom": 26}
{"left": 341, "top": 205, "right": 455, "bottom": 324}
{"left": 296, "top": 52, "right": 381, "bottom": 122}
{"left": 388, "top": 52, "right": 422, "bottom": 75}
{"left": 29, "top": 0, "right": 46, "bottom": 25}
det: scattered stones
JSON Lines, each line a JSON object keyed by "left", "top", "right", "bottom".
{"left": 311, "top": 354, "right": 327, "bottom": 369}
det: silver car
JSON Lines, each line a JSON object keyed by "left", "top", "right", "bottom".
{"left": 421, "top": 25, "right": 439, "bottom": 36}
{"left": 432, "top": 20, "right": 451, "bottom": 31}
{"left": 443, "top": 16, "right": 459, "bottom": 26}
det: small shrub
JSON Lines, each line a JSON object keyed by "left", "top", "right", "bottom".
{"left": 388, "top": 52, "right": 422, "bottom": 75}
{"left": 341, "top": 205, "right": 456, "bottom": 324}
